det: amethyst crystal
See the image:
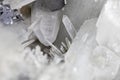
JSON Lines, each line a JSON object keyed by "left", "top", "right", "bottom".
{"left": 0, "top": 3, "right": 23, "bottom": 24}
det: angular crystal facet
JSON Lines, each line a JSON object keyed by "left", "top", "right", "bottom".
{"left": 31, "top": 2, "right": 62, "bottom": 46}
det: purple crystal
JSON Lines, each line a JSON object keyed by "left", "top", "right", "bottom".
{"left": 0, "top": 3, "right": 23, "bottom": 24}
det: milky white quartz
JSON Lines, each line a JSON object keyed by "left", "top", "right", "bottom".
{"left": 65, "top": 18, "right": 120, "bottom": 80}
{"left": 0, "top": 23, "right": 49, "bottom": 80}
{"left": 96, "top": 0, "right": 120, "bottom": 56}
{"left": 1, "top": 0, "right": 120, "bottom": 80}
{"left": 0, "top": 23, "right": 30, "bottom": 80}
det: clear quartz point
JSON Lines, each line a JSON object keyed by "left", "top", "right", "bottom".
{"left": 31, "top": 2, "right": 62, "bottom": 46}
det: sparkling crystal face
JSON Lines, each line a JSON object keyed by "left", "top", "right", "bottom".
{"left": 0, "top": 3, "right": 23, "bottom": 24}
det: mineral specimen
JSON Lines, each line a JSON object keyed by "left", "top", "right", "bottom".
{"left": 31, "top": 0, "right": 63, "bottom": 46}
{"left": 0, "top": 3, "right": 23, "bottom": 24}
{"left": 1, "top": 0, "right": 120, "bottom": 80}
{"left": 96, "top": 0, "right": 120, "bottom": 56}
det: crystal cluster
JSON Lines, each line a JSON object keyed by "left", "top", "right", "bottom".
{"left": 96, "top": 0, "right": 120, "bottom": 56}
{"left": 0, "top": 2, "right": 23, "bottom": 24}
{"left": 1, "top": 0, "right": 120, "bottom": 80}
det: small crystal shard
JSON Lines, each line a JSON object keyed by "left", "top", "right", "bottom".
{"left": 62, "top": 15, "right": 77, "bottom": 40}
{"left": 65, "top": 18, "right": 120, "bottom": 80}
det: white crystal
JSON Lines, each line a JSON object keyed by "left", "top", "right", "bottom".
{"left": 62, "top": 15, "right": 77, "bottom": 40}
{"left": 96, "top": 0, "right": 120, "bottom": 56}
{"left": 1, "top": 0, "right": 120, "bottom": 80}
{"left": 31, "top": 2, "right": 62, "bottom": 46}
{"left": 65, "top": 18, "right": 120, "bottom": 80}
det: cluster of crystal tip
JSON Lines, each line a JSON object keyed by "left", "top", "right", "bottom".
{"left": 0, "top": 2, "right": 23, "bottom": 24}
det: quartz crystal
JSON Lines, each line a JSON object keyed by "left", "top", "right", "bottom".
{"left": 62, "top": 15, "right": 77, "bottom": 40}
{"left": 96, "top": 0, "right": 120, "bottom": 56}
{"left": 1, "top": 0, "right": 120, "bottom": 80}
{"left": 65, "top": 18, "right": 120, "bottom": 80}
{"left": 31, "top": 1, "right": 63, "bottom": 46}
